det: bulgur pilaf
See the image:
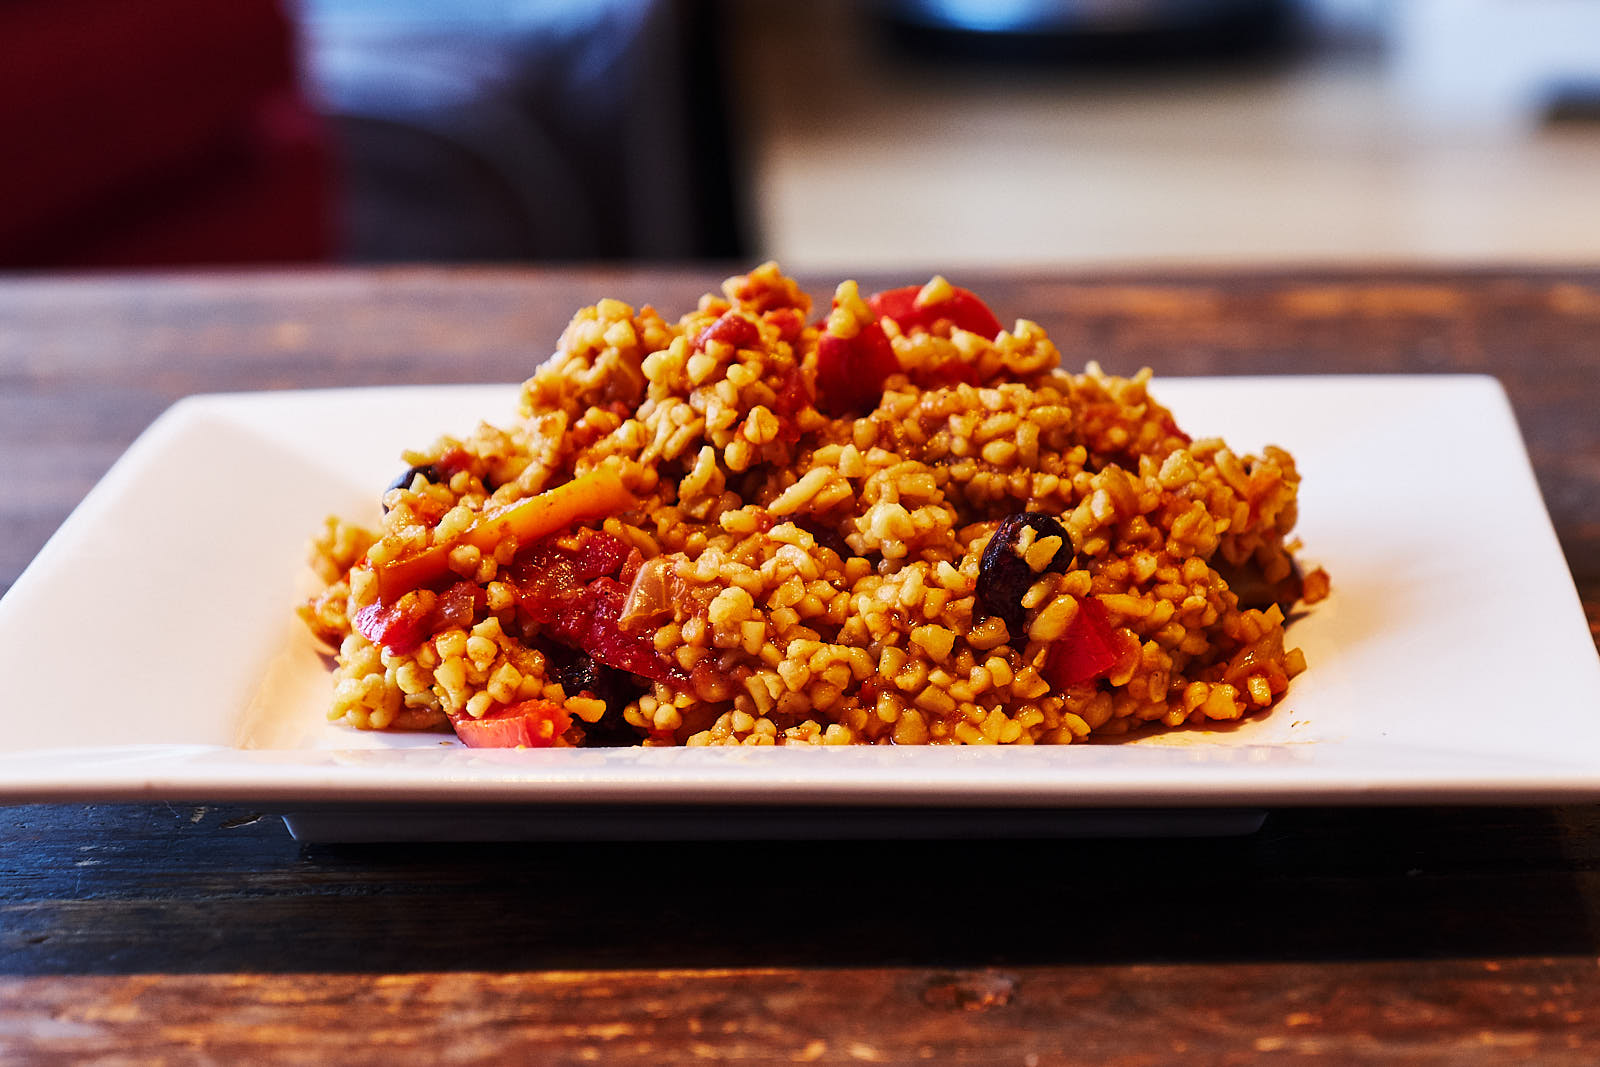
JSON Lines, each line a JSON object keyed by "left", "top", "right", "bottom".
{"left": 300, "top": 264, "right": 1328, "bottom": 747}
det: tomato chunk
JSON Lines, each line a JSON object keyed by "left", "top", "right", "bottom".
{"left": 504, "top": 531, "right": 685, "bottom": 687}
{"left": 1041, "top": 597, "right": 1119, "bottom": 689}
{"left": 765, "top": 306, "right": 806, "bottom": 344}
{"left": 351, "top": 597, "right": 430, "bottom": 655}
{"left": 352, "top": 578, "right": 483, "bottom": 655}
{"left": 869, "top": 283, "right": 1003, "bottom": 340}
{"left": 551, "top": 576, "right": 682, "bottom": 685}
{"left": 694, "top": 309, "right": 760, "bottom": 351}
{"left": 815, "top": 319, "right": 899, "bottom": 417}
{"left": 450, "top": 699, "right": 572, "bottom": 748}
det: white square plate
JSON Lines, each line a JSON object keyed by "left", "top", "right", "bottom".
{"left": 2, "top": 377, "right": 1597, "bottom": 835}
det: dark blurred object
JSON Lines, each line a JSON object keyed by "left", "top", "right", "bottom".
{"left": 879, "top": 0, "right": 1296, "bottom": 64}
{"left": 297, "top": 0, "right": 748, "bottom": 262}
{"left": 1545, "top": 83, "right": 1600, "bottom": 124}
{"left": 0, "top": 0, "right": 333, "bottom": 268}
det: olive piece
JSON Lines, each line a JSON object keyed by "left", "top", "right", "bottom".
{"left": 795, "top": 516, "right": 854, "bottom": 560}
{"left": 1215, "top": 556, "right": 1304, "bottom": 616}
{"left": 382, "top": 464, "right": 442, "bottom": 512}
{"left": 549, "top": 647, "right": 647, "bottom": 747}
{"left": 976, "top": 512, "right": 1073, "bottom": 638}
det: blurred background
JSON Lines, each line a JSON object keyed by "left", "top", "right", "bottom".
{"left": 6, "top": 0, "right": 1599, "bottom": 270}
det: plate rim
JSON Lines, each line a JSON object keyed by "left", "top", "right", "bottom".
{"left": 3, "top": 373, "right": 1598, "bottom": 811}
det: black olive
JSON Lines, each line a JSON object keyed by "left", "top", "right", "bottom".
{"left": 976, "top": 512, "right": 1073, "bottom": 639}
{"left": 546, "top": 646, "right": 647, "bottom": 747}
{"left": 795, "top": 516, "right": 854, "bottom": 560}
{"left": 382, "top": 464, "right": 442, "bottom": 512}
{"left": 1216, "top": 556, "right": 1303, "bottom": 615}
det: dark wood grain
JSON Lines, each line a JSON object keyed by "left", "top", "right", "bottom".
{"left": 4, "top": 265, "right": 1598, "bottom": 600}
{"left": 2, "top": 265, "right": 1599, "bottom": 1061}
{"left": 4, "top": 958, "right": 1600, "bottom": 1065}
{"left": 6, "top": 803, "right": 1600, "bottom": 1062}
{"left": 6, "top": 804, "right": 1600, "bottom": 975}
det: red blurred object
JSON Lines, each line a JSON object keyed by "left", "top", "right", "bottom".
{"left": 0, "top": 0, "right": 333, "bottom": 267}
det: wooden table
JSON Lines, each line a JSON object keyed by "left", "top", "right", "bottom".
{"left": 2, "top": 266, "right": 1599, "bottom": 1063}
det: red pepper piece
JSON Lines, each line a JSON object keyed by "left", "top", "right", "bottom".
{"left": 450, "top": 698, "right": 572, "bottom": 748}
{"left": 815, "top": 319, "right": 899, "bottom": 417}
{"left": 1041, "top": 597, "right": 1120, "bottom": 689}
{"left": 869, "top": 284, "right": 1003, "bottom": 340}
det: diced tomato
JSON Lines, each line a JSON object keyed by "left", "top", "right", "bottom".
{"left": 450, "top": 699, "right": 572, "bottom": 748}
{"left": 567, "top": 531, "right": 632, "bottom": 582}
{"left": 361, "top": 525, "right": 694, "bottom": 710}
{"left": 815, "top": 319, "right": 899, "bottom": 417}
{"left": 869, "top": 284, "right": 1003, "bottom": 340}
{"left": 351, "top": 597, "right": 431, "bottom": 655}
{"left": 432, "top": 579, "right": 479, "bottom": 631}
{"left": 505, "top": 529, "right": 633, "bottom": 620}
{"left": 772, "top": 365, "right": 809, "bottom": 414}
{"left": 504, "top": 530, "right": 686, "bottom": 687}
{"left": 551, "top": 577, "right": 683, "bottom": 685}
{"left": 352, "top": 578, "right": 484, "bottom": 654}
{"left": 765, "top": 306, "right": 806, "bottom": 344}
{"left": 1041, "top": 597, "right": 1120, "bottom": 689}
{"left": 695, "top": 310, "right": 760, "bottom": 351}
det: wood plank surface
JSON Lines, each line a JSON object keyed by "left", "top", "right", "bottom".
{"left": 5, "top": 803, "right": 1600, "bottom": 1062}
{"left": 4, "top": 265, "right": 1597, "bottom": 602}
{"left": 4, "top": 959, "right": 1600, "bottom": 1065}
{"left": 2, "top": 266, "right": 1599, "bottom": 1062}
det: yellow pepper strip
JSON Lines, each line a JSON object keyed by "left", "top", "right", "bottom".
{"left": 374, "top": 468, "right": 635, "bottom": 602}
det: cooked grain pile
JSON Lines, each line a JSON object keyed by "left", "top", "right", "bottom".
{"left": 301, "top": 264, "right": 1327, "bottom": 747}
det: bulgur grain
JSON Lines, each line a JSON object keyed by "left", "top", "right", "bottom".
{"left": 301, "top": 265, "right": 1325, "bottom": 747}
